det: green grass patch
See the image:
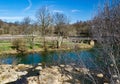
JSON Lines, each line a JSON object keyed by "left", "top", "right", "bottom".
{"left": 0, "top": 40, "right": 10, "bottom": 43}
{"left": 0, "top": 43, "right": 12, "bottom": 51}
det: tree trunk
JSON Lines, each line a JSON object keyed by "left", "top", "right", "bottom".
{"left": 57, "top": 36, "right": 63, "bottom": 48}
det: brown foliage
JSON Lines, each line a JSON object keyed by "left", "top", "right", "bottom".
{"left": 12, "top": 39, "right": 27, "bottom": 53}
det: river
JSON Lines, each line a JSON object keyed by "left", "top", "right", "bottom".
{"left": 0, "top": 49, "right": 101, "bottom": 70}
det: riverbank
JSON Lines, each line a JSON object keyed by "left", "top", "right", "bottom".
{"left": 0, "top": 64, "right": 87, "bottom": 84}
{"left": 0, "top": 48, "right": 70, "bottom": 55}
{"left": 0, "top": 64, "right": 105, "bottom": 84}
{"left": 0, "top": 43, "right": 93, "bottom": 55}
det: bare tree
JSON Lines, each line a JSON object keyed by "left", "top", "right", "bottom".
{"left": 21, "top": 16, "right": 31, "bottom": 34}
{"left": 36, "top": 6, "right": 52, "bottom": 50}
{"left": 54, "top": 12, "right": 69, "bottom": 48}
{"left": 21, "top": 17, "right": 36, "bottom": 49}
{"left": 91, "top": 1, "right": 120, "bottom": 83}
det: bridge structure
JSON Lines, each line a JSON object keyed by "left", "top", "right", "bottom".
{"left": 0, "top": 35, "right": 97, "bottom": 45}
{"left": 68, "top": 36, "right": 97, "bottom": 43}
{"left": 0, "top": 35, "right": 37, "bottom": 41}
{"left": 0, "top": 35, "right": 97, "bottom": 40}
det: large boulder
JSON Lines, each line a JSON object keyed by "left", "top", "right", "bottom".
{"left": 0, "top": 64, "right": 28, "bottom": 84}
{"left": 39, "top": 66, "right": 62, "bottom": 84}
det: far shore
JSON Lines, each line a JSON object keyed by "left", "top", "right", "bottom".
{"left": 0, "top": 44, "right": 93, "bottom": 55}
{"left": 0, "top": 48, "right": 71, "bottom": 55}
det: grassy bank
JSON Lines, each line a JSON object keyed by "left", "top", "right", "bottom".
{"left": 0, "top": 40, "right": 93, "bottom": 55}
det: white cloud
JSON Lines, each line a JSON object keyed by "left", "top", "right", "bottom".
{"left": 24, "top": 0, "right": 32, "bottom": 11}
{"left": 71, "top": 9, "right": 80, "bottom": 13}
{"left": 0, "top": 16, "right": 23, "bottom": 20}
{"left": 53, "top": 10, "right": 63, "bottom": 13}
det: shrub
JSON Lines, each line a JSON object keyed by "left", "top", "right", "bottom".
{"left": 12, "top": 39, "right": 27, "bottom": 53}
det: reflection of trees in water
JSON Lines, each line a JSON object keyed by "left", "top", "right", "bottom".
{"left": 16, "top": 53, "right": 28, "bottom": 64}
{"left": 41, "top": 51, "right": 48, "bottom": 67}
{"left": 40, "top": 51, "right": 78, "bottom": 66}
{"left": 16, "top": 53, "right": 41, "bottom": 65}
{"left": 41, "top": 51, "right": 57, "bottom": 67}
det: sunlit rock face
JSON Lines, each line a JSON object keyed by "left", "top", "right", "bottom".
{"left": 39, "top": 67, "right": 62, "bottom": 84}
{"left": 0, "top": 64, "right": 28, "bottom": 84}
{"left": 0, "top": 64, "right": 89, "bottom": 84}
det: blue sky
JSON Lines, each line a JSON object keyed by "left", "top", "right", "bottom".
{"left": 0, "top": 0, "right": 105, "bottom": 23}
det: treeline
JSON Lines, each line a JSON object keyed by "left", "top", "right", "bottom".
{"left": 0, "top": 16, "right": 90, "bottom": 37}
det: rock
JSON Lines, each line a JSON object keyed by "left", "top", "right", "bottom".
{"left": 66, "top": 74, "right": 72, "bottom": 79}
{"left": 27, "top": 76, "right": 39, "bottom": 84}
{"left": 39, "top": 66, "right": 69, "bottom": 84}
{"left": 110, "top": 64, "right": 114, "bottom": 67}
{"left": 17, "top": 71, "right": 28, "bottom": 76}
{"left": 61, "top": 75, "right": 69, "bottom": 81}
{"left": 63, "top": 82, "right": 71, "bottom": 84}
{"left": 104, "top": 83, "right": 109, "bottom": 84}
{"left": 97, "top": 73, "right": 104, "bottom": 78}
{"left": 39, "top": 67, "right": 62, "bottom": 84}
{"left": 0, "top": 64, "right": 29, "bottom": 84}
{"left": 38, "top": 63, "right": 42, "bottom": 66}
{"left": 81, "top": 68, "right": 89, "bottom": 72}
{"left": 65, "top": 65, "right": 73, "bottom": 72}
{"left": 90, "top": 40, "right": 95, "bottom": 46}
{"left": 116, "top": 79, "right": 120, "bottom": 83}
{"left": 73, "top": 67, "right": 89, "bottom": 74}
{"left": 80, "top": 68, "right": 89, "bottom": 74}
{"left": 0, "top": 64, "right": 82, "bottom": 84}
{"left": 0, "top": 73, "right": 18, "bottom": 84}
{"left": 35, "top": 66, "right": 42, "bottom": 70}
{"left": 75, "top": 68, "right": 80, "bottom": 72}
{"left": 17, "top": 64, "right": 32, "bottom": 71}
{"left": 18, "top": 64, "right": 32, "bottom": 68}
{"left": 112, "top": 75, "right": 118, "bottom": 78}
{"left": 60, "top": 64, "right": 65, "bottom": 68}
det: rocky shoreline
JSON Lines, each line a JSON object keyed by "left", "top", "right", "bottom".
{"left": 0, "top": 64, "right": 89, "bottom": 84}
{"left": 0, "top": 64, "right": 117, "bottom": 84}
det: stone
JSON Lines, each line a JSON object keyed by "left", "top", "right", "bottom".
{"left": 17, "top": 64, "right": 31, "bottom": 71}
{"left": 35, "top": 66, "right": 42, "bottom": 70}
{"left": 38, "top": 63, "right": 42, "bottom": 66}
{"left": 71, "top": 67, "right": 89, "bottom": 74}
{"left": 97, "top": 73, "right": 104, "bottom": 78}
{"left": 75, "top": 68, "right": 80, "bottom": 72}
{"left": 0, "top": 74, "right": 18, "bottom": 84}
{"left": 39, "top": 67, "right": 62, "bottom": 84}
{"left": 90, "top": 40, "right": 94, "bottom": 46}
{"left": 66, "top": 74, "right": 72, "bottom": 79}
{"left": 0, "top": 64, "right": 30, "bottom": 84}
{"left": 60, "top": 64, "right": 65, "bottom": 68}
{"left": 0, "top": 64, "right": 82, "bottom": 84}
{"left": 116, "top": 79, "right": 120, "bottom": 83}
{"left": 18, "top": 64, "right": 32, "bottom": 68}
{"left": 104, "top": 83, "right": 109, "bottom": 84}
{"left": 80, "top": 68, "right": 89, "bottom": 74}
{"left": 65, "top": 65, "right": 73, "bottom": 72}
{"left": 110, "top": 64, "right": 114, "bottom": 67}
{"left": 27, "top": 76, "right": 39, "bottom": 84}
{"left": 63, "top": 82, "right": 71, "bottom": 84}
{"left": 17, "top": 71, "right": 28, "bottom": 76}
{"left": 112, "top": 75, "right": 118, "bottom": 78}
